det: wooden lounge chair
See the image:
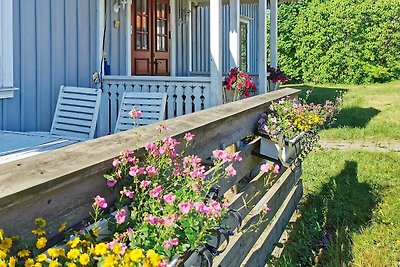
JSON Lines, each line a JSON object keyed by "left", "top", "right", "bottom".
{"left": 114, "top": 92, "right": 167, "bottom": 133}
{"left": 0, "top": 86, "right": 102, "bottom": 163}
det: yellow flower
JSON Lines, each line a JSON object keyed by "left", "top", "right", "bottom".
{"left": 79, "top": 253, "right": 90, "bottom": 266}
{"left": 0, "top": 251, "right": 5, "bottom": 259}
{"left": 36, "top": 237, "right": 47, "bottom": 249}
{"left": 103, "top": 255, "right": 117, "bottom": 267}
{"left": 112, "top": 243, "right": 122, "bottom": 255}
{"left": 91, "top": 227, "right": 99, "bottom": 238}
{"left": 0, "top": 237, "right": 13, "bottom": 252}
{"left": 34, "top": 218, "right": 46, "bottom": 228}
{"left": 47, "top": 248, "right": 65, "bottom": 258}
{"left": 24, "top": 258, "right": 35, "bottom": 267}
{"left": 58, "top": 222, "right": 67, "bottom": 233}
{"left": 67, "top": 238, "right": 80, "bottom": 249}
{"left": 36, "top": 254, "right": 47, "bottom": 262}
{"left": 49, "top": 260, "right": 59, "bottom": 267}
{"left": 142, "top": 259, "right": 151, "bottom": 267}
{"left": 0, "top": 229, "right": 3, "bottom": 240}
{"left": 129, "top": 248, "right": 143, "bottom": 263}
{"left": 31, "top": 229, "right": 46, "bottom": 236}
{"left": 94, "top": 243, "right": 108, "bottom": 256}
{"left": 67, "top": 249, "right": 80, "bottom": 260}
{"left": 146, "top": 249, "right": 161, "bottom": 267}
{"left": 0, "top": 260, "right": 6, "bottom": 267}
{"left": 67, "top": 263, "right": 77, "bottom": 267}
{"left": 9, "top": 256, "right": 16, "bottom": 267}
{"left": 17, "top": 249, "right": 30, "bottom": 258}
{"left": 34, "top": 264, "right": 42, "bottom": 267}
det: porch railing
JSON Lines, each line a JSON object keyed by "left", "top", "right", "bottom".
{"left": 99, "top": 76, "right": 212, "bottom": 136}
{"left": 0, "top": 88, "right": 301, "bottom": 265}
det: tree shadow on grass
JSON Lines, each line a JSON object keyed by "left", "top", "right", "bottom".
{"left": 333, "top": 107, "right": 380, "bottom": 129}
{"left": 284, "top": 85, "right": 380, "bottom": 129}
{"left": 273, "top": 161, "right": 380, "bottom": 266}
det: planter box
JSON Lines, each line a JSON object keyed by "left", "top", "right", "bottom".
{"left": 259, "top": 133, "right": 303, "bottom": 163}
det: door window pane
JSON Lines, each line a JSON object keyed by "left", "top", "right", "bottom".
{"left": 240, "top": 22, "right": 248, "bottom": 72}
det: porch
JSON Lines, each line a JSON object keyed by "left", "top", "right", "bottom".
{"left": 97, "top": 0, "right": 279, "bottom": 136}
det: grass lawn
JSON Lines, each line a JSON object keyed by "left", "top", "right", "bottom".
{"left": 270, "top": 81, "right": 400, "bottom": 266}
{"left": 284, "top": 80, "right": 400, "bottom": 141}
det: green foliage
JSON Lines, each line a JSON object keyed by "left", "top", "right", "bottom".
{"left": 277, "top": 0, "right": 400, "bottom": 84}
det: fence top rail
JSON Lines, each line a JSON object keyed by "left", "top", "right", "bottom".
{"left": 103, "top": 75, "right": 212, "bottom": 83}
{"left": 0, "top": 88, "right": 299, "bottom": 209}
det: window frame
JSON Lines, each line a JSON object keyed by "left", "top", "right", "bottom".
{"left": 0, "top": 0, "right": 16, "bottom": 99}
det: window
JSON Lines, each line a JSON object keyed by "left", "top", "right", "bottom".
{"left": 0, "top": 0, "right": 16, "bottom": 99}
{"left": 239, "top": 18, "right": 249, "bottom": 72}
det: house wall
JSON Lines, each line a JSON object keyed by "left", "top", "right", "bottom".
{"left": 191, "top": 3, "right": 259, "bottom": 74}
{"left": 103, "top": 1, "right": 260, "bottom": 77}
{"left": 0, "top": 0, "right": 98, "bottom": 131}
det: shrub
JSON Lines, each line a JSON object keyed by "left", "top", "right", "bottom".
{"left": 277, "top": 0, "right": 400, "bottom": 84}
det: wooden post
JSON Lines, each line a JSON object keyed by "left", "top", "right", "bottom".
{"left": 170, "top": 0, "right": 177, "bottom": 76}
{"left": 258, "top": 0, "right": 268, "bottom": 93}
{"left": 210, "top": 0, "right": 223, "bottom": 106}
{"left": 125, "top": 0, "right": 132, "bottom": 75}
{"left": 229, "top": 0, "right": 240, "bottom": 69}
{"left": 270, "top": 0, "right": 278, "bottom": 69}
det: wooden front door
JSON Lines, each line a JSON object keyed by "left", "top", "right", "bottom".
{"left": 131, "top": 0, "right": 170, "bottom": 76}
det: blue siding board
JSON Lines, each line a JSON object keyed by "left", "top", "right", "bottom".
{"left": 51, "top": 0, "right": 66, "bottom": 116}
{"left": 20, "top": 0, "right": 37, "bottom": 131}
{"left": 65, "top": 0, "right": 78, "bottom": 86}
{"left": 78, "top": 0, "right": 91, "bottom": 86}
{"left": 36, "top": 0, "right": 52, "bottom": 131}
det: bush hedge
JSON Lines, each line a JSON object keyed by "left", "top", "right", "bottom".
{"left": 277, "top": 0, "right": 400, "bottom": 84}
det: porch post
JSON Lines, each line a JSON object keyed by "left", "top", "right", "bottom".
{"left": 229, "top": 0, "right": 240, "bottom": 69}
{"left": 210, "top": 0, "right": 223, "bottom": 106}
{"left": 97, "top": 0, "right": 105, "bottom": 76}
{"left": 270, "top": 0, "right": 278, "bottom": 69}
{"left": 258, "top": 0, "right": 268, "bottom": 93}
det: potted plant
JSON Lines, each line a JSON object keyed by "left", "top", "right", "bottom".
{"left": 267, "top": 66, "right": 288, "bottom": 91}
{"left": 257, "top": 91, "right": 341, "bottom": 163}
{"left": 223, "top": 68, "right": 257, "bottom": 103}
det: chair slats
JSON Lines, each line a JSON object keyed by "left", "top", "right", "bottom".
{"left": 50, "top": 86, "right": 102, "bottom": 140}
{"left": 114, "top": 92, "right": 167, "bottom": 133}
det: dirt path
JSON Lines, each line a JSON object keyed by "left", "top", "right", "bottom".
{"left": 319, "top": 139, "right": 400, "bottom": 153}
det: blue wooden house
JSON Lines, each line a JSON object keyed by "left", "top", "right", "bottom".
{"left": 0, "top": 0, "right": 279, "bottom": 137}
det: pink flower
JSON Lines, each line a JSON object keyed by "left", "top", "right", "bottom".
{"left": 163, "top": 238, "right": 179, "bottom": 249}
{"left": 94, "top": 195, "right": 108, "bottom": 209}
{"left": 149, "top": 185, "right": 163, "bottom": 198}
{"left": 146, "top": 166, "right": 158, "bottom": 177}
{"left": 162, "top": 215, "right": 180, "bottom": 227}
{"left": 145, "top": 214, "right": 159, "bottom": 225}
{"left": 115, "top": 209, "right": 126, "bottom": 224}
{"left": 263, "top": 203, "right": 271, "bottom": 214}
{"left": 159, "top": 264, "right": 167, "bottom": 267}
{"left": 120, "top": 189, "right": 134, "bottom": 199}
{"left": 178, "top": 202, "right": 192, "bottom": 214}
{"left": 145, "top": 143, "right": 155, "bottom": 151}
{"left": 106, "top": 180, "right": 117, "bottom": 187}
{"left": 163, "top": 193, "right": 177, "bottom": 204}
{"left": 234, "top": 153, "right": 242, "bottom": 162}
{"left": 273, "top": 164, "right": 280, "bottom": 174}
{"left": 140, "top": 180, "right": 151, "bottom": 189}
{"left": 184, "top": 132, "right": 195, "bottom": 141}
{"left": 212, "top": 150, "right": 228, "bottom": 161}
{"left": 226, "top": 166, "right": 237, "bottom": 176}
{"left": 194, "top": 202, "right": 209, "bottom": 214}
{"left": 112, "top": 159, "right": 120, "bottom": 168}
{"left": 260, "top": 163, "right": 271, "bottom": 173}
{"left": 129, "top": 108, "right": 142, "bottom": 119}
{"left": 129, "top": 166, "right": 140, "bottom": 177}
{"left": 157, "top": 125, "right": 168, "bottom": 132}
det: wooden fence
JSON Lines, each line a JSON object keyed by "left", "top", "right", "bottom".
{"left": 0, "top": 88, "right": 301, "bottom": 266}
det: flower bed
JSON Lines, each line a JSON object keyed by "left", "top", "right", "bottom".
{"left": 257, "top": 90, "right": 341, "bottom": 163}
